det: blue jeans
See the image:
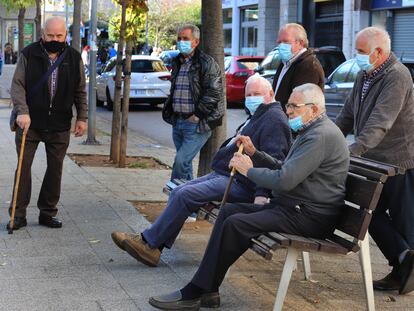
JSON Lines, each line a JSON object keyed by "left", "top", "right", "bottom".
{"left": 142, "top": 172, "right": 255, "bottom": 249}
{"left": 171, "top": 118, "right": 211, "bottom": 181}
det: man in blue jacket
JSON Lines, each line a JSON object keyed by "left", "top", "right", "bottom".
{"left": 111, "top": 75, "right": 291, "bottom": 267}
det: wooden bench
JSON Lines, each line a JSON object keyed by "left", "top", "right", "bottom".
{"left": 163, "top": 156, "right": 397, "bottom": 311}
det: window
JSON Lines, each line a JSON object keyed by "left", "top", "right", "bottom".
{"left": 104, "top": 59, "right": 116, "bottom": 72}
{"left": 129, "top": 60, "right": 167, "bottom": 73}
{"left": 240, "top": 6, "right": 258, "bottom": 56}
{"left": 261, "top": 48, "right": 281, "bottom": 71}
{"left": 223, "top": 9, "right": 232, "bottom": 24}
{"left": 330, "top": 60, "right": 360, "bottom": 84}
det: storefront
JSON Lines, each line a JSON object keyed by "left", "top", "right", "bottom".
{"left": 371, "top": 0, "right": 414, "bottom": 60}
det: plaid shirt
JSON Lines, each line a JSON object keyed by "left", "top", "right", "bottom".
{"left": 172, "top": 58, "right": 194, "bottom": 114}
{"left": 360, "top": 56, "right": 391, "bottom": 103}
{"left": 298, "top": 112, "right": 326, "bottom": 133}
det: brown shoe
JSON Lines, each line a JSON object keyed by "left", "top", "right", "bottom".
{"left": 121, "top": 235, "right": 161, "bottom": 267}
{"left": 111, "top": 231, "right": 137, "bottom": 251}
{"left": 373, "top": 267, "right": 400, "bottom": 291}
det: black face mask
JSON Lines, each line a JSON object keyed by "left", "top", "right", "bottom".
{"left": 42, "top": 40, "right": 66, "bottom": 53}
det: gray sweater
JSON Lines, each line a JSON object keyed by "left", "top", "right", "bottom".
{"left": 247, "top": 115, "right": 349, "bottom": 214}
{"left": 335, "top": 53, "right": 414, "bottom": 169}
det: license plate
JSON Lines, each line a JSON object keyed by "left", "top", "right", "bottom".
{"left": 135, "top": 89, "right": 155, "bottom": 96}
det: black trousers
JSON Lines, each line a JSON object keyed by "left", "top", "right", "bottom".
{"left": 191, "top": 201, "right": 339, "bottom": 291}
{"left": 10, "top": 128, "right": 70, "bottom": 218}
{"left": 369, "top": 168, "right": 414, "bottom": 267}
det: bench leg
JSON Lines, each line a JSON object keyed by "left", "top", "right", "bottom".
{"left": 359, "top": 235, "right": 375, "bottom": 311}
{"left": 273, "top": 248, "right": 299, "bottom": 311}
{"left": 301, "top": 251, "right": 311, "bottom": 280}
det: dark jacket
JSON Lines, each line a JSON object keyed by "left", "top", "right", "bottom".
{"left": 211, "top": 102, "right": 291, "bottom": 197}
{"left": 335, "top": 53, "right": 414, "bottom": 170}
{"left": 11, "top": 41, "right": 87, "bottom": 131}
{"left": 272, "top": 49, "right": 324, "bottom": 111}
{"left": 162, "top": 48, "right": 224, "bottom": 133}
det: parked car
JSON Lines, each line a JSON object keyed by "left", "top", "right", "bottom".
{"left": 96, "top": 55, "right": 171, "bottom": 111}
{"left": 255, "top": 46, "right": 346, "bottom": 85}
{"left": 159, "top": 50, "right": 180, "bottom": 71}
{"left": 225, "top": 55, "right": 264, "bottom": 106}
{"left": 324, "top": 58, "right": 414, "bottom": 120}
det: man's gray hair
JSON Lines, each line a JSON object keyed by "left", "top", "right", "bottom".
{"left": 43, "top": 16, "right": 67, "bottom": 31}
{"left": 279, "top": 23, "right": 309, "bottom": 48}
{"left": 246, "top": 74, "right": 273, "bottom": 92}
{"left": 292, "top": 83, "right": 325, "bottom": 110}
{"left": 177, "top": 24, "right": 200, "bottom": 40}
{"left": 356, "top": 26, "right": 391, "bottom": 55}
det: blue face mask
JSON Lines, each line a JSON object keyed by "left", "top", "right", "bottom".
{"left": 356, "top": 52, "right": 377, "bottom": 72}
{"left": 245, "top": 96, "right": 264, "bottom": 115}
{"left": 279, "top": 43, "right": 293, "bottom": 62}
{"left": 177, "top": 40, "right": 193, "bottom": 55}
{"left": 288, "top": 115, "right": 304, "bottom": 132}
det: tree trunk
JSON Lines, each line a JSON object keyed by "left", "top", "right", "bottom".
{"left": 18, "top": 7, "right": 26, "bottom": 53}
{"left": 72, "top": 0, "right": 82, "bottom": 52}
{"left": 35, "top": 0, "right": 42, "bottom": 41}
{"left": 110, "top": 0, "right": 127, "bottom": 163}
{"left": 197, "top": 0, "right": 227, "bottom": 177}
{"left": 119, "top": 40, "right": 133, "bottom": 168}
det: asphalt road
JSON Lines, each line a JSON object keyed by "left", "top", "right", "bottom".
{"left": 96, "top": 105, "right": 249, "bottom": 148}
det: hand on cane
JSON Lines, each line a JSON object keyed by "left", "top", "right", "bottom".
{"left": 229, "top": 152, "right": 253, "bottom": 177}
{"left": 235, "top": 135, "right": 256, "bottom": 156}
{"left": 16, "top": 114, "right": 31, "bottom": 134}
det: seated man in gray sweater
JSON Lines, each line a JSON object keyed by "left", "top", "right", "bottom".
{"left": 148, "top": 83, "right": 350, "bottom": 310}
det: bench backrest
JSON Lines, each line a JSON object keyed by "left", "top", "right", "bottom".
{"left": 330, "top": 156, "right": 396, "bottom": 252}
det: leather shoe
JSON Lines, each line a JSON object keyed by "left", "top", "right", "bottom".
{"left": 149, "top": 290, "right": 200, "bottom": 310}
{"left": 373, "top": 267, "right": 400, "bottom": 291}
{"left": 38, "top": 215, "right": 62, "bottom": 228}
{"left": 111, "top": 231, "right": 138, "bottom": 251}
{"left": 399, "top": 250, "right": 414, "bottom": 294}
{"left": 6, "top": 217, "right": 27, "bottom": 231}
{"left": 201, "top": 292, "right": 220, "bottom": 308}
{"left": 121, "top": 235, "right": 160, "bottom": 267}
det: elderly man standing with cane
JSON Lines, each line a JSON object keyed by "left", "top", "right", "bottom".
{"left": 7, "top": 16, "right": 87, "bottom": 231}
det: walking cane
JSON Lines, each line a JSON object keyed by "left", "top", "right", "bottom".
{"left": 219, "top": 143, "right": 244, "bottom": 208}
{"left": 8, "top": 130, "right": 27, "bottom": 234}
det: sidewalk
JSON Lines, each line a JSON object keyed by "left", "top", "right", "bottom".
{"left": 0, "top": 101, "right": 413, "bottom": 311}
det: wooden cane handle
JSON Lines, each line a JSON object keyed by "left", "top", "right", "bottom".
{"left": 230, "top": 143, "right": 244, "bottom": 176}
{"left": 9, "top": 131, "right": 27, "bottom": 231}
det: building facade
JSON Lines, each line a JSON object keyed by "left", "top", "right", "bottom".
{"left": 222, "top": 0, "right": 414, "bottom": 61}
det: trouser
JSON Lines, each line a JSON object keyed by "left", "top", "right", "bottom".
{"left": 142, "top": 172, "right": 254, "bottom": 249}
{"left": 171, "top": 118, "right": 211, "bottom": 181}
{"left": 9, "top": 128, "right": 70, "bottom": 219}
{"left": 191, "top": 202, "right": 339, "bottom": 291}
{"left": 369, "top": 168, "right": 414, "bottom": 267}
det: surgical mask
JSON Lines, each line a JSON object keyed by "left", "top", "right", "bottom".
{"left": 177, "top": 40, "right": 193, "bottom": 55}
{"left": 356, "top": 52, "right": 377, "bottom": 72}
{"left": 43, "top": 40, "right": 66, "bottom": 53}
{"left": 279, "top": 43, "right": 293, "bottom": 62}
{"left": 288, "top": 115, "right": 304, "bottom": 132}
{"left": 245, "top": 96, "right": 264, "bottom": 115}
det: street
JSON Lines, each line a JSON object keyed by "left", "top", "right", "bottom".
{"left": 96, "top": 105, "right": 249, "bottom": 148}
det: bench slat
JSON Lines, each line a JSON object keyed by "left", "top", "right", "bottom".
{"left": 267, "top": 232, "right": 291, "bottom": 247}
{"left": 336, "top": 206, "right": 372, "bottom": 241}
{"left": 280, "top": 233, "right": 320, "bottom": 251}
{"left": 329, "top": 234, "right": 360, "bottom": 253}
{"left": 345, "top": 175, "right": 381, "bottom": 210}
{"left": 251, "top": 238, "right": 273, "bottom": 260}
{"left": 257, "top": 234, "right": 282, "bottom": 250}
{"left": 309, "top": 238, "right": 349, "bottom": 254}
{"left": 349, "top": 164, "right": 388, "bottom": 183}
{"left": 350, "top": 157, "right": 396, "bottom": 177}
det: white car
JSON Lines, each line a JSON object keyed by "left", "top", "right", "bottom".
{"left": 96, "top": 55, "right": 171, "bottom": 110}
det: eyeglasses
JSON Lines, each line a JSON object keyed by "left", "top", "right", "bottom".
{"left": 285, "top": 102, "right": 314, "bottom": 110}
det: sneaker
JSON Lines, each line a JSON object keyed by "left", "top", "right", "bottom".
{"left": 111, "top": 231, "right": 138, "bottom": 251}
{"left": 185, "top": 212, "right": 197, "bottom": 223}
{"left": 121, "top": 234, "right": 161, "bottom": 267}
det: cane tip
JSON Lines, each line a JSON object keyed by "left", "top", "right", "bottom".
{"left": 8, "top": 229, "right": 13, "bottom": 234}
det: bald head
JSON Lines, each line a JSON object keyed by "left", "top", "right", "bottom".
{"left": 42, "top": 17, "right": 67, "bottom": 43}
{"left": 245, "top": 75, "right": 274, "bottom": 104}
